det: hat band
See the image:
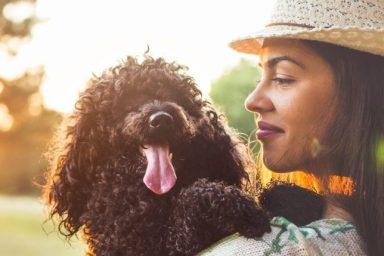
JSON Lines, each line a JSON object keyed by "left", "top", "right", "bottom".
{"left": 266, "top": 22, "right": 315, "bottom": 29}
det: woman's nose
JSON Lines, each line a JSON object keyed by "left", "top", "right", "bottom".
{"left": 244, "top": 81, "right": 273, "bottom": 113}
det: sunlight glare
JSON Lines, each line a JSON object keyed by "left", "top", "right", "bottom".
{"left": 30, "top": 0, "right": 275, "bottom": 113}
{"left": 28, "top": 92, "right": 43, "bottom": 116}
{"left": 0, "top": 104, "right": 13, "bottom": 131}
{"left": 3, "top": 1, "right": 35, "bottom": 23}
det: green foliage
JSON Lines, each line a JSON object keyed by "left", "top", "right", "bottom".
{"left": 0, "top": 195, "right": 86, "bottom": 256}
{"left": 377, "top": 136, "right": 384, "bottom": 171}
{"left": 209, "top": 59, "right": 260, "bottom": 139}
{"left": 0, "top": 0, "right": 62, "bottom": 195}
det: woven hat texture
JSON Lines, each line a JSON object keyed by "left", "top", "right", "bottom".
{"left": 230, "top": 0, "right": 384, "bottom": 56}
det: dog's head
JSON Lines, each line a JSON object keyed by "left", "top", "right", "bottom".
{"left": 122, "top": 100, "right": 197, "bottom": 194}
{"left": 44, "top": 56, "right": 250, "bottom": 236}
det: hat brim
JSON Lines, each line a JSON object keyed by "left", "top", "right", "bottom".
{"left": 230, "top": 25, "right": 384, "bottom": 57}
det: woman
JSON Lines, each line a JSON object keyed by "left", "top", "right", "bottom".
{"left": 199, "top": 0, "right": 384, "bottom": 255}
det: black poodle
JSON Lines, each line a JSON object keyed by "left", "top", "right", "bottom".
{"left": 44, "top": 56, "right": 323, "bottom": 256}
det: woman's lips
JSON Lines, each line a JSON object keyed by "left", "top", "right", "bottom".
{"left": 256, "top": 121, "right": 284, "bottom": 139}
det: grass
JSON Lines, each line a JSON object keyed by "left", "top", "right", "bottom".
{"left": 0, "top": 195, "right": 86, "bottom": 256}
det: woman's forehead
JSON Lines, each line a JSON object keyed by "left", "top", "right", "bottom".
{"left": 260, "top": 39, "right": 310, "bottom": 57}
{"left": 259, "top": 39, "right": 323, "bottom": 68}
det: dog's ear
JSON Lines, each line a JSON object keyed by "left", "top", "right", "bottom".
{"left": 197, "top": 107, "right": 251, "bottom": 187}
{"left": 44, "top": 91, "right": 108, "bottom": 237}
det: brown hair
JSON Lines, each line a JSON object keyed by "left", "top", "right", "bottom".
{"left": 300, "top": 40, "right": 384, "bottom": 256}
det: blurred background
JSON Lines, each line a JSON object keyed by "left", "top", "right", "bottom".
{"left": 0, "top": 0, "right": 273, "bottom": 255}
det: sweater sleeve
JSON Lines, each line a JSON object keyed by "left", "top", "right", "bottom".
{"left": 196, "top": 217, "right": 366, "bottom": 256}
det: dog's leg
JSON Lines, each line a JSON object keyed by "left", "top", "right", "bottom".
{"left": 165, "top": 178, "right": 271, "bottom": 256}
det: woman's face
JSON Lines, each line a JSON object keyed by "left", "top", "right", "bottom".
{"left": 245, "top": 39, "right": 335, "bottom": 173}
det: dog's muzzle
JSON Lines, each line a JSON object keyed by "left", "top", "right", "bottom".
{"left": 143, "top": 111, "right": 178, "bottom": 195}
{"left": 148, "top": 112, "right": 175, "bottom": 140}
{"left": 149, "top": 111, "right": 174, "bottom": 130}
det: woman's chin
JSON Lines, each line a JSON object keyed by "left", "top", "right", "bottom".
{"left": 262, "top": 156, "right": 299, "bottom": 173}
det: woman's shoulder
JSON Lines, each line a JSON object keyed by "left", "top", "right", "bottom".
{"left": 196, "top": 217, "right": 366, "bottom": 256}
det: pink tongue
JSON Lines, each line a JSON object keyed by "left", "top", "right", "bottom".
{"left": 143, "top": 144, "right": 177, "bottom": 195}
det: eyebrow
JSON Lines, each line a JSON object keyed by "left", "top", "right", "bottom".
{"left": 258, "top": 56, "right": 306, "bottom": 70}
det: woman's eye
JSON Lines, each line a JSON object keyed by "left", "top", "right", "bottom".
{"left": 271, "top": 77, "right": 295, "bottom": 85}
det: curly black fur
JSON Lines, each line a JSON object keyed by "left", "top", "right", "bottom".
{"left": 259, "top": 181, "right": 325, "bottom": 227}
{"left": 166, "top": 179, "right": 270, "bottom": 256}
{"left": 44, "top": 56, "right": 323, "bottom": 256}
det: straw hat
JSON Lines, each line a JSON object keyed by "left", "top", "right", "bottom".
{"left": 230, "top": 0, "right": 384, "bottom": 56}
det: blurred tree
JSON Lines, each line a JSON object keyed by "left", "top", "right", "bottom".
{"left": 0, "top": 0, "right": 38, "bottom": 54}
{"left": 209, "top": 59, "right": 260, "bottom": 143}
{"left": 210, "top": 60, "right": 265, "bottom": 195}
{"left": 0, "top": 0, "right": 62, "bottom": 195}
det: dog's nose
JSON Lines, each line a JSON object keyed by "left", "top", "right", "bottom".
{"left": 149, "top": 111, "right": 174, "bottom": 129}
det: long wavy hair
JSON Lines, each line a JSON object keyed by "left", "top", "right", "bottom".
{"left": 281, "top": 40, "right": 384, "bottom": 256}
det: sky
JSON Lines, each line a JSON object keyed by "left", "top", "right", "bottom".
{"left": 10, "top": 0, "right": 275, "bottom": 113}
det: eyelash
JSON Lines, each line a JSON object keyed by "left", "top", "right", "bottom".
{"left": 271, "top": 77, "right": 295, "bottom": 85}
{"left": 255, "top": 76, "right": 295, "bottom": 87}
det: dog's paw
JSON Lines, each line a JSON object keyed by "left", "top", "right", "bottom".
{"left": 188, "top": 180, "right": 272, "bottom": 238}
{"left": 259, "top": 181, "right": 324, "bottom": 226}
{"left": 234, "top": 202, "right": 271, "bottom": 238}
